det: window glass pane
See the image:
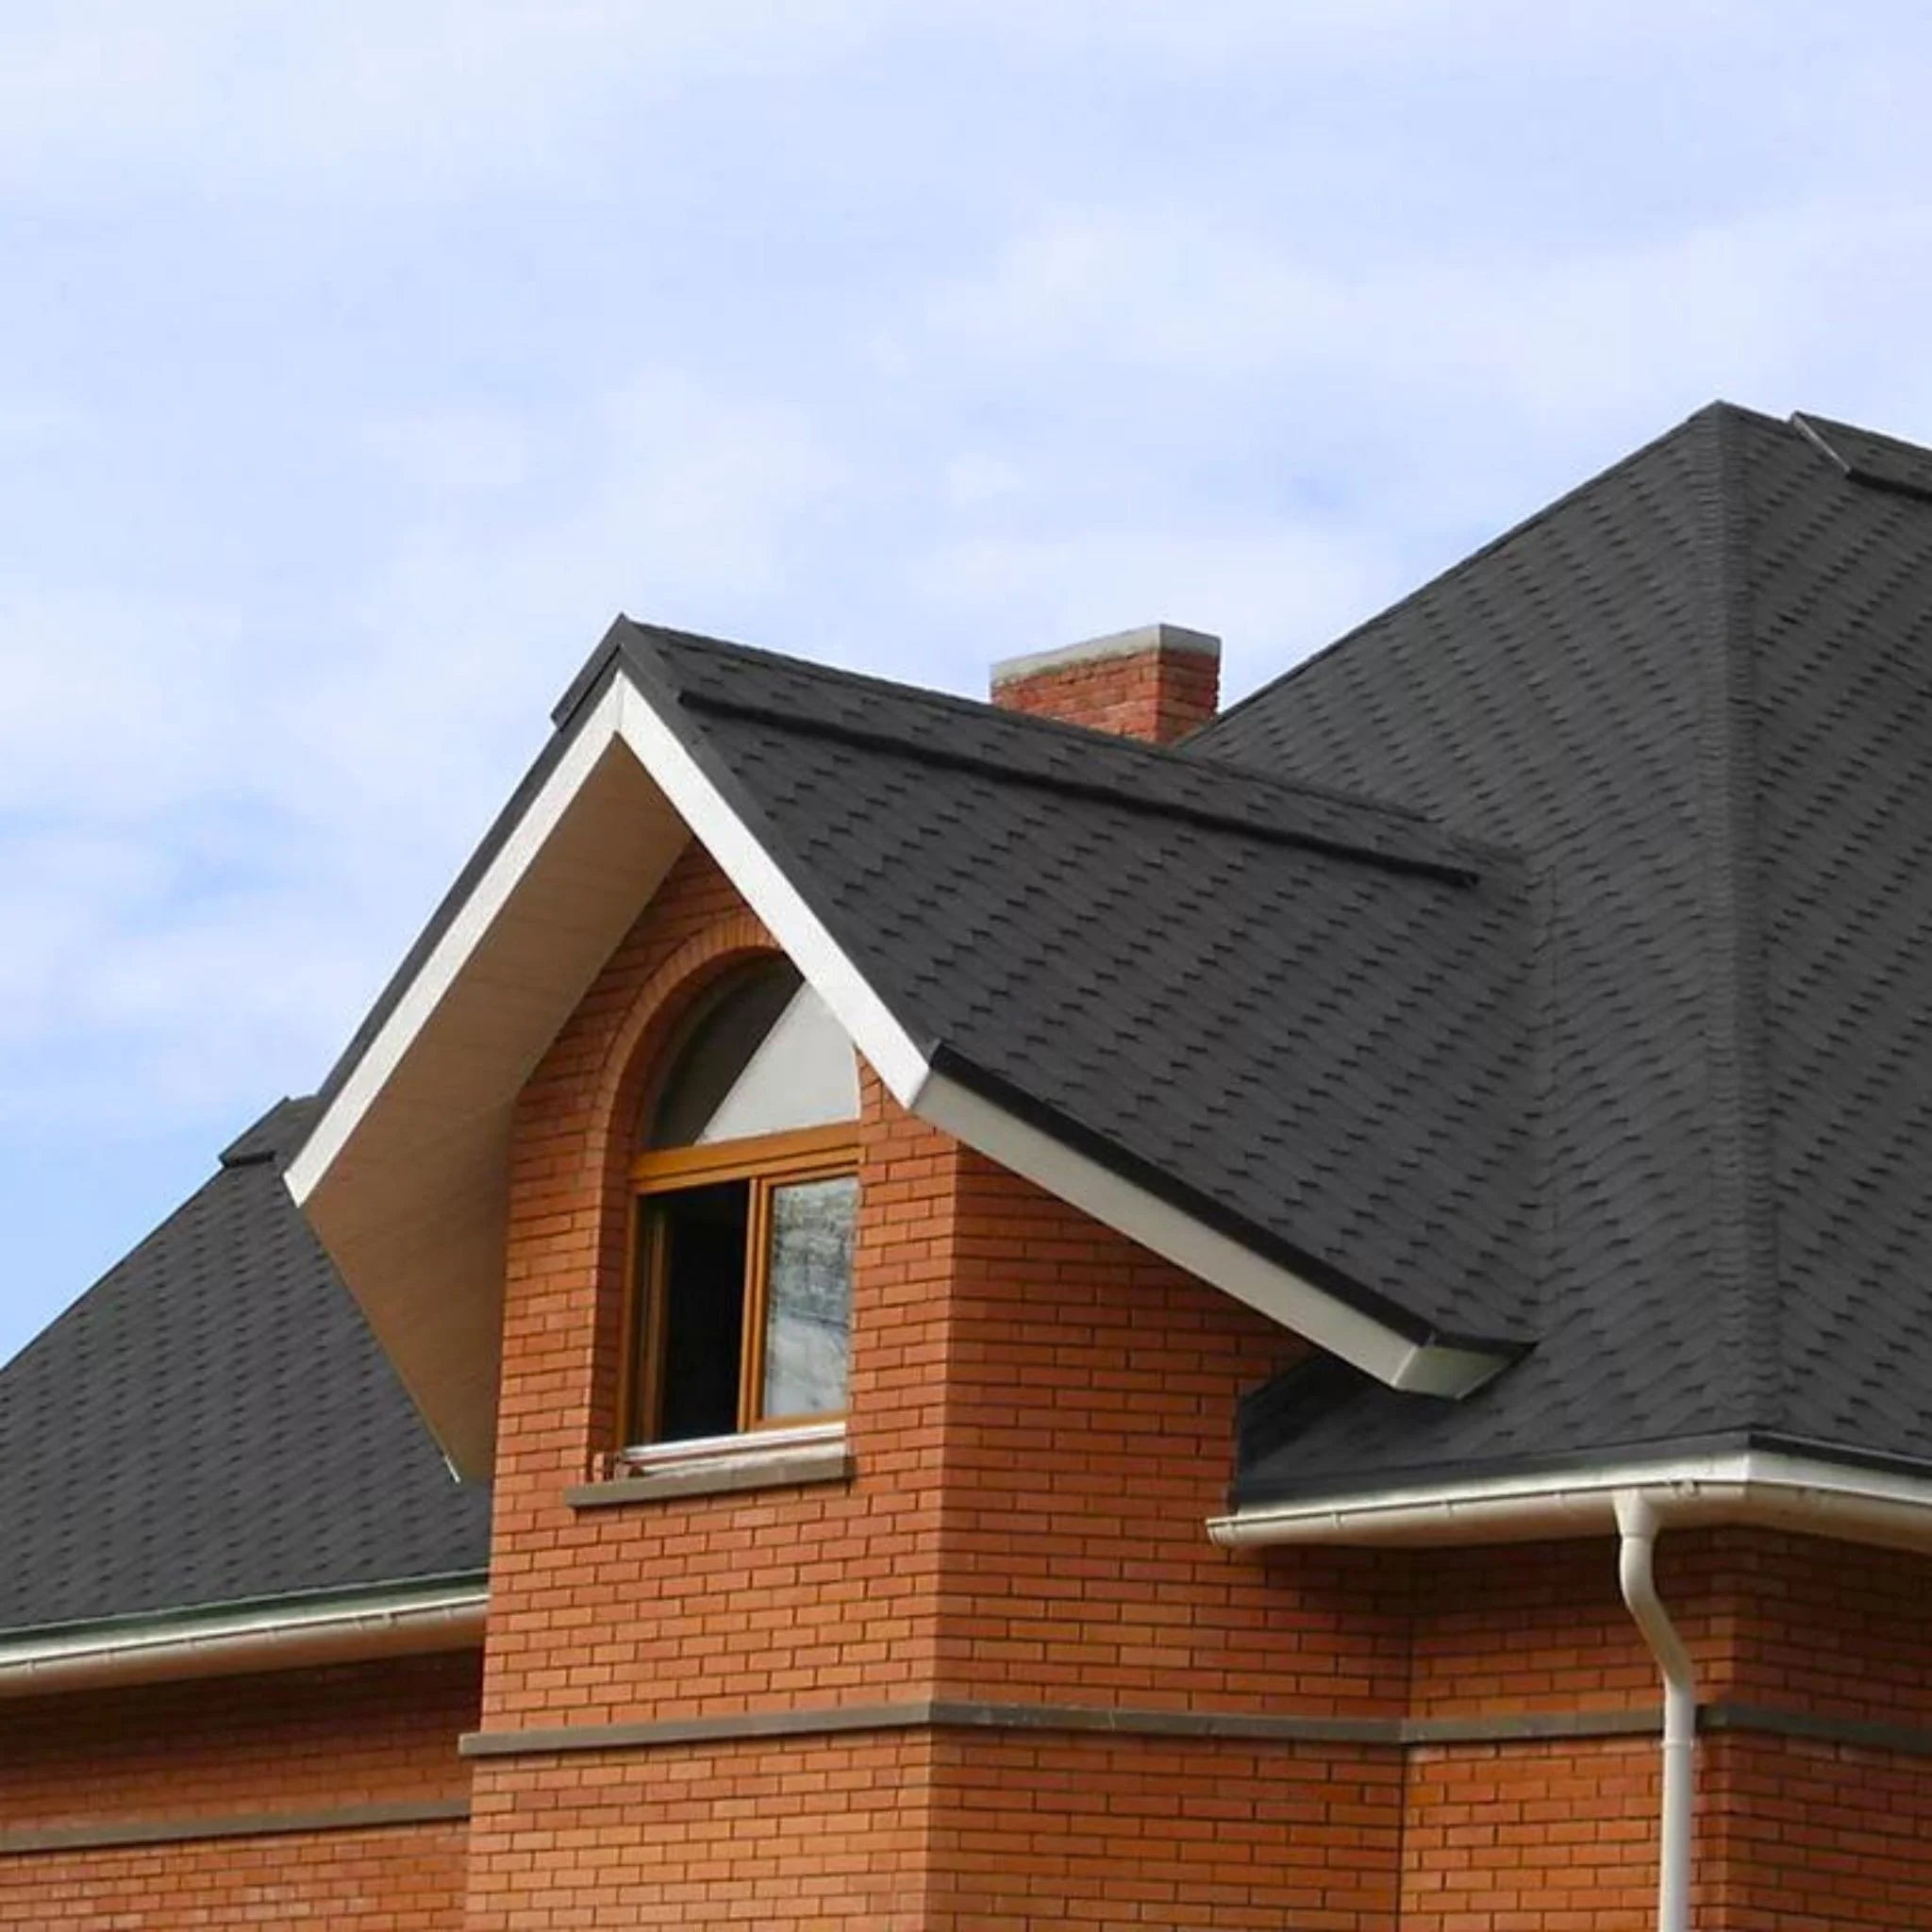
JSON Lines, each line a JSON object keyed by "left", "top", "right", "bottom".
{"left": 760, "top": 1175, "right": 857, "bottom": 1420}
{"left": 647, "top": 962, "right": 800, "bottom": 1148}
{"left": 640, "top": 1181, "right": 750, "bottom": 1442}
{"left": 695, "top": 986, "right": 860, "bottom": 1144}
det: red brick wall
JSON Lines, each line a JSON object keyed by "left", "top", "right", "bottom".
{"left": 925, "top": 1732, "right": 1403, "bottom": 1930}
{"left": 467, "top": 843, "right": 1415, "bottom": 1925}
{"left": 1397, "top": 1541, "right": 1668, "bottom": 1928}
{"left": 991, "top": 642, "right": 1219, "bottom": 743}
{"left": 467, "top": 845, "right": 958, "bottom": 1925}
{"left": 1407, "top": 1538, "right": 1677, "bottom": 1719}
{"left": 1399, "top": 1738, "right": 1659, "bottom": 1930}
{"left": 1713, "top": 1526, "right": 1932, "bottom": 1724}
{"left": 1695, "top": 1530, "right": 1932, "bottom": 1928}
{"left": 478, "top": 846, "right": 952, "bottom": 1739}
{"left": 0, "top": 1651, "right": 477, "bottom": 1929}
{"left": 467, "top": 832, "right": 1932, "bottom": 1924}
{"left": 1701, "top": 1730, "right": 1932, "bottom": 1929}
{"left": 0, "top": 1653, "right": 477, "bottom": 1829}
{"left": 468, "top": 1735, "right": 935, "bottom": 1929}
{"left": 934, "top": 1146, "right": 1405, "bottom": 1715}
{"left": 1392, "top": 1528, "right": 1932, "bottom": 1926}
{"left": 8, "top": 1825, "right": 470, "bottom": 1930}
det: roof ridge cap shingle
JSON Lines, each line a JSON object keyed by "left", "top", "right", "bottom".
{"left": 671, "top": 685, "right": 1489, "bottom": 885}
{"left": 218, "top": 1094, "right": 320, "bottom": 1170}
{"left": 1693, "top": 404, "right": 1783, "bottom": 1428}
{"left": 615, "top": 621, "right": 1490, "bottom": 885}
{"left": 617, "top": 617, "right": 1445, "bottom": 829}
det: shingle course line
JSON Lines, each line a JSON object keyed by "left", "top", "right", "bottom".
{"left": 615, "top": 616, "right": 1459, "bottom": 831}
{"left": 671, "top": 687, "right": 1487, "bottom": 887}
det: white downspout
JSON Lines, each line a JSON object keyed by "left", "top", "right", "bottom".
{"left": 1616, "top": 1491, "right": 1694, "bottom": 1932}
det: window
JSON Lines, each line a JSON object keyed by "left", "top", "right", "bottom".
{"left": 623, "top": 960, "right": 860, "bottom": 1449}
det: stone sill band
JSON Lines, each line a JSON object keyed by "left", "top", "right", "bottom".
{"left": 458, "top": 1697, "right": 1932, "bottom": 1760}
{"left": 12, "top": 1706, "right": 1922, "bottom": 1857}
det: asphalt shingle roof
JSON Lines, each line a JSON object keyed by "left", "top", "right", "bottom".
{"left": 1210, "top": 403, "right": 1932, "bottom": 1501}
{"left": 18, "top": 396, "right": 1932, "bottom": 1621}
{"left": 0, "top": 1099, "right": 489, "bottom": 1636}
{"left": 608, "top": 620, "right": 1542, "bottom": 1350}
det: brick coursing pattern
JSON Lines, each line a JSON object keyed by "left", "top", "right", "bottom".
{"left": 0, "top": 1654, "right": 478, "bottom": 1928}
{"left": 464, "top": 843, "right": 1416, "bottom": 1927}
{"left": 991, "top": 646, "right": 1220, "bottom": 745}
{"left": 19, "top": 768, "right": 1932, "bottom": 1921}
{"left": 463, "top": 837, "right": 1932, "bottom": 1926}
{"left": 3, "top": 1824, "right": 469, "bottom": 1929}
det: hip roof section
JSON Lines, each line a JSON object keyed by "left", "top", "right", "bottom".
{"left": 0, "top": 1099, "right": 489, "bottom": 1639}
{"left": 1215, "top": 403, "right": 1932, "bottom": 1507}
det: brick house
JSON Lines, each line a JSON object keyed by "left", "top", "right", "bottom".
{"left": 6, "top": 400, "right": 1932, "bottom": 1927}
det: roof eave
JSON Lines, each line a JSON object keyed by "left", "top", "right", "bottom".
{"left": 1208, "top": 1445, "right": 1932, "bottom": 1557}
{"left": 0, "top": 1578, "right": 487, "bottom": 1700}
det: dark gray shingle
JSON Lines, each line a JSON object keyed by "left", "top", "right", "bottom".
{"left": 615, "top": 621, "right": 1542, "bottom": 1351}
{"left": 0, "top": 1100, "right": 489, "bottom": 1635}
{"left": 1212, "top": 403, "right": 1932, "bottom": 1501}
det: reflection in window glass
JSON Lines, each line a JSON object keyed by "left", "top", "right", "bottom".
{"left": 761, "top": 1175, "right": 858, "bottom": 1419}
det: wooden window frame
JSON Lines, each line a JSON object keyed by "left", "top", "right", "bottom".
{"left": 622, "top": 1122, "right": 858, "bottom": 1450}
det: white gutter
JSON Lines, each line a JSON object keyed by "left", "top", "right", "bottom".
{"left": 1616, "top": 1491, "right": 1692, "bottom": 1932}
{"left": 0, "top": 1584, "right": 487, "bottom": 1699}
{"left": 1207, "top": 1448, "right": 1932, "bottom": 1555}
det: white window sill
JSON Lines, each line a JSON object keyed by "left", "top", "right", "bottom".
{"left": 567, "top": 1422, "right": 851, "bottom": 1509}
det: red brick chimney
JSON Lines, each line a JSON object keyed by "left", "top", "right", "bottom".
{"left": 990, "top": 624, "right": 1221, "bottom": 745}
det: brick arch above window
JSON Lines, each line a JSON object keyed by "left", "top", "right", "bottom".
{"left": 538, "top": 891, "right": 786, "bottom": 1464}
{"left": 572, "top": 892, "right": 862, "bottom": 1459}
{"left": 591, "top": 908, "right": 785, "bottom": 1193}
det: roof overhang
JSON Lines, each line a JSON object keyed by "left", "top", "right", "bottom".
{"left": 288, "top": 643, "right": 1512, "bottom": 1477}
{"left": 0, "top": 1581, "right": 486, "bottom": 1700}
{"left": 1208, "top": 1447, "right": 1932, "bottom": 1557}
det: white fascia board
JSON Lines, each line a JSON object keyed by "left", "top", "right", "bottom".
{"left": 1208, "top": 1449, "right": 1932, "bottom": 1554}
{"left": 287, "top": 682, "right": 633, "bottom": 1207}
{"left": 611, "top": 678, "right": 930, "bottom": 1104}
{"left": 912, "top": 1069, "right": 1504, "bottom": 1400}
{"left": 288, "top": 669, "right": 928, "bottom": 1206}
{"left": 0, "top": 1584, "right": 488, "bottom": 1697}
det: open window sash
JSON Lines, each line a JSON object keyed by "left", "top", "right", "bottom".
{"left": 626, "top": 1124, "right": 857, "bottom": 1446}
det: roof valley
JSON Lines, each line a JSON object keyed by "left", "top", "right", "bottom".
{"left": 1694, "top": 406, "right": 1784, "bottom": 1429}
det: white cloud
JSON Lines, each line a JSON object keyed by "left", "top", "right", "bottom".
{"left": 3, "top": 0, "right": 1879, "bottom": 209}
{"left": 0, "top": 0, "right": 906, "bottom": 198}
{"left": 10, "top": 0, "right": 1932, "bottom": 1357}
{"left": 0, "top": 368, "right": 859, "bottom": 1148}
{"left": 0, "top": 590, "right": 255, "bottom": 819}
{"left": 921, "top": 193, "right": 1932, "bottom": 436}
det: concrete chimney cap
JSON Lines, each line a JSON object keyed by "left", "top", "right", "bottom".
{"left": 991, "top": 623, "right": 1222, "bottom": 686}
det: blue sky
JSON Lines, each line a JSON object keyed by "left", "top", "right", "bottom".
{"left": 6, "top": 1, "right": 1932, "bottom": 1362}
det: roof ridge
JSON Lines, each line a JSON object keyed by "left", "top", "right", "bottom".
{"left": 673, "top": 685, "right": 1488, "bottom": 886}
{"left": 1693, "top": 405, "right": 1783, "bottom": 1429}
{"left": 1792, "top": 408, "right": 1932, "bottom": 467}
{"left": 613, "top": 618, "right": 1446, "bottom": 831}
{"left": 1205, "top": 400, "right": 1775, "bottom": 745}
